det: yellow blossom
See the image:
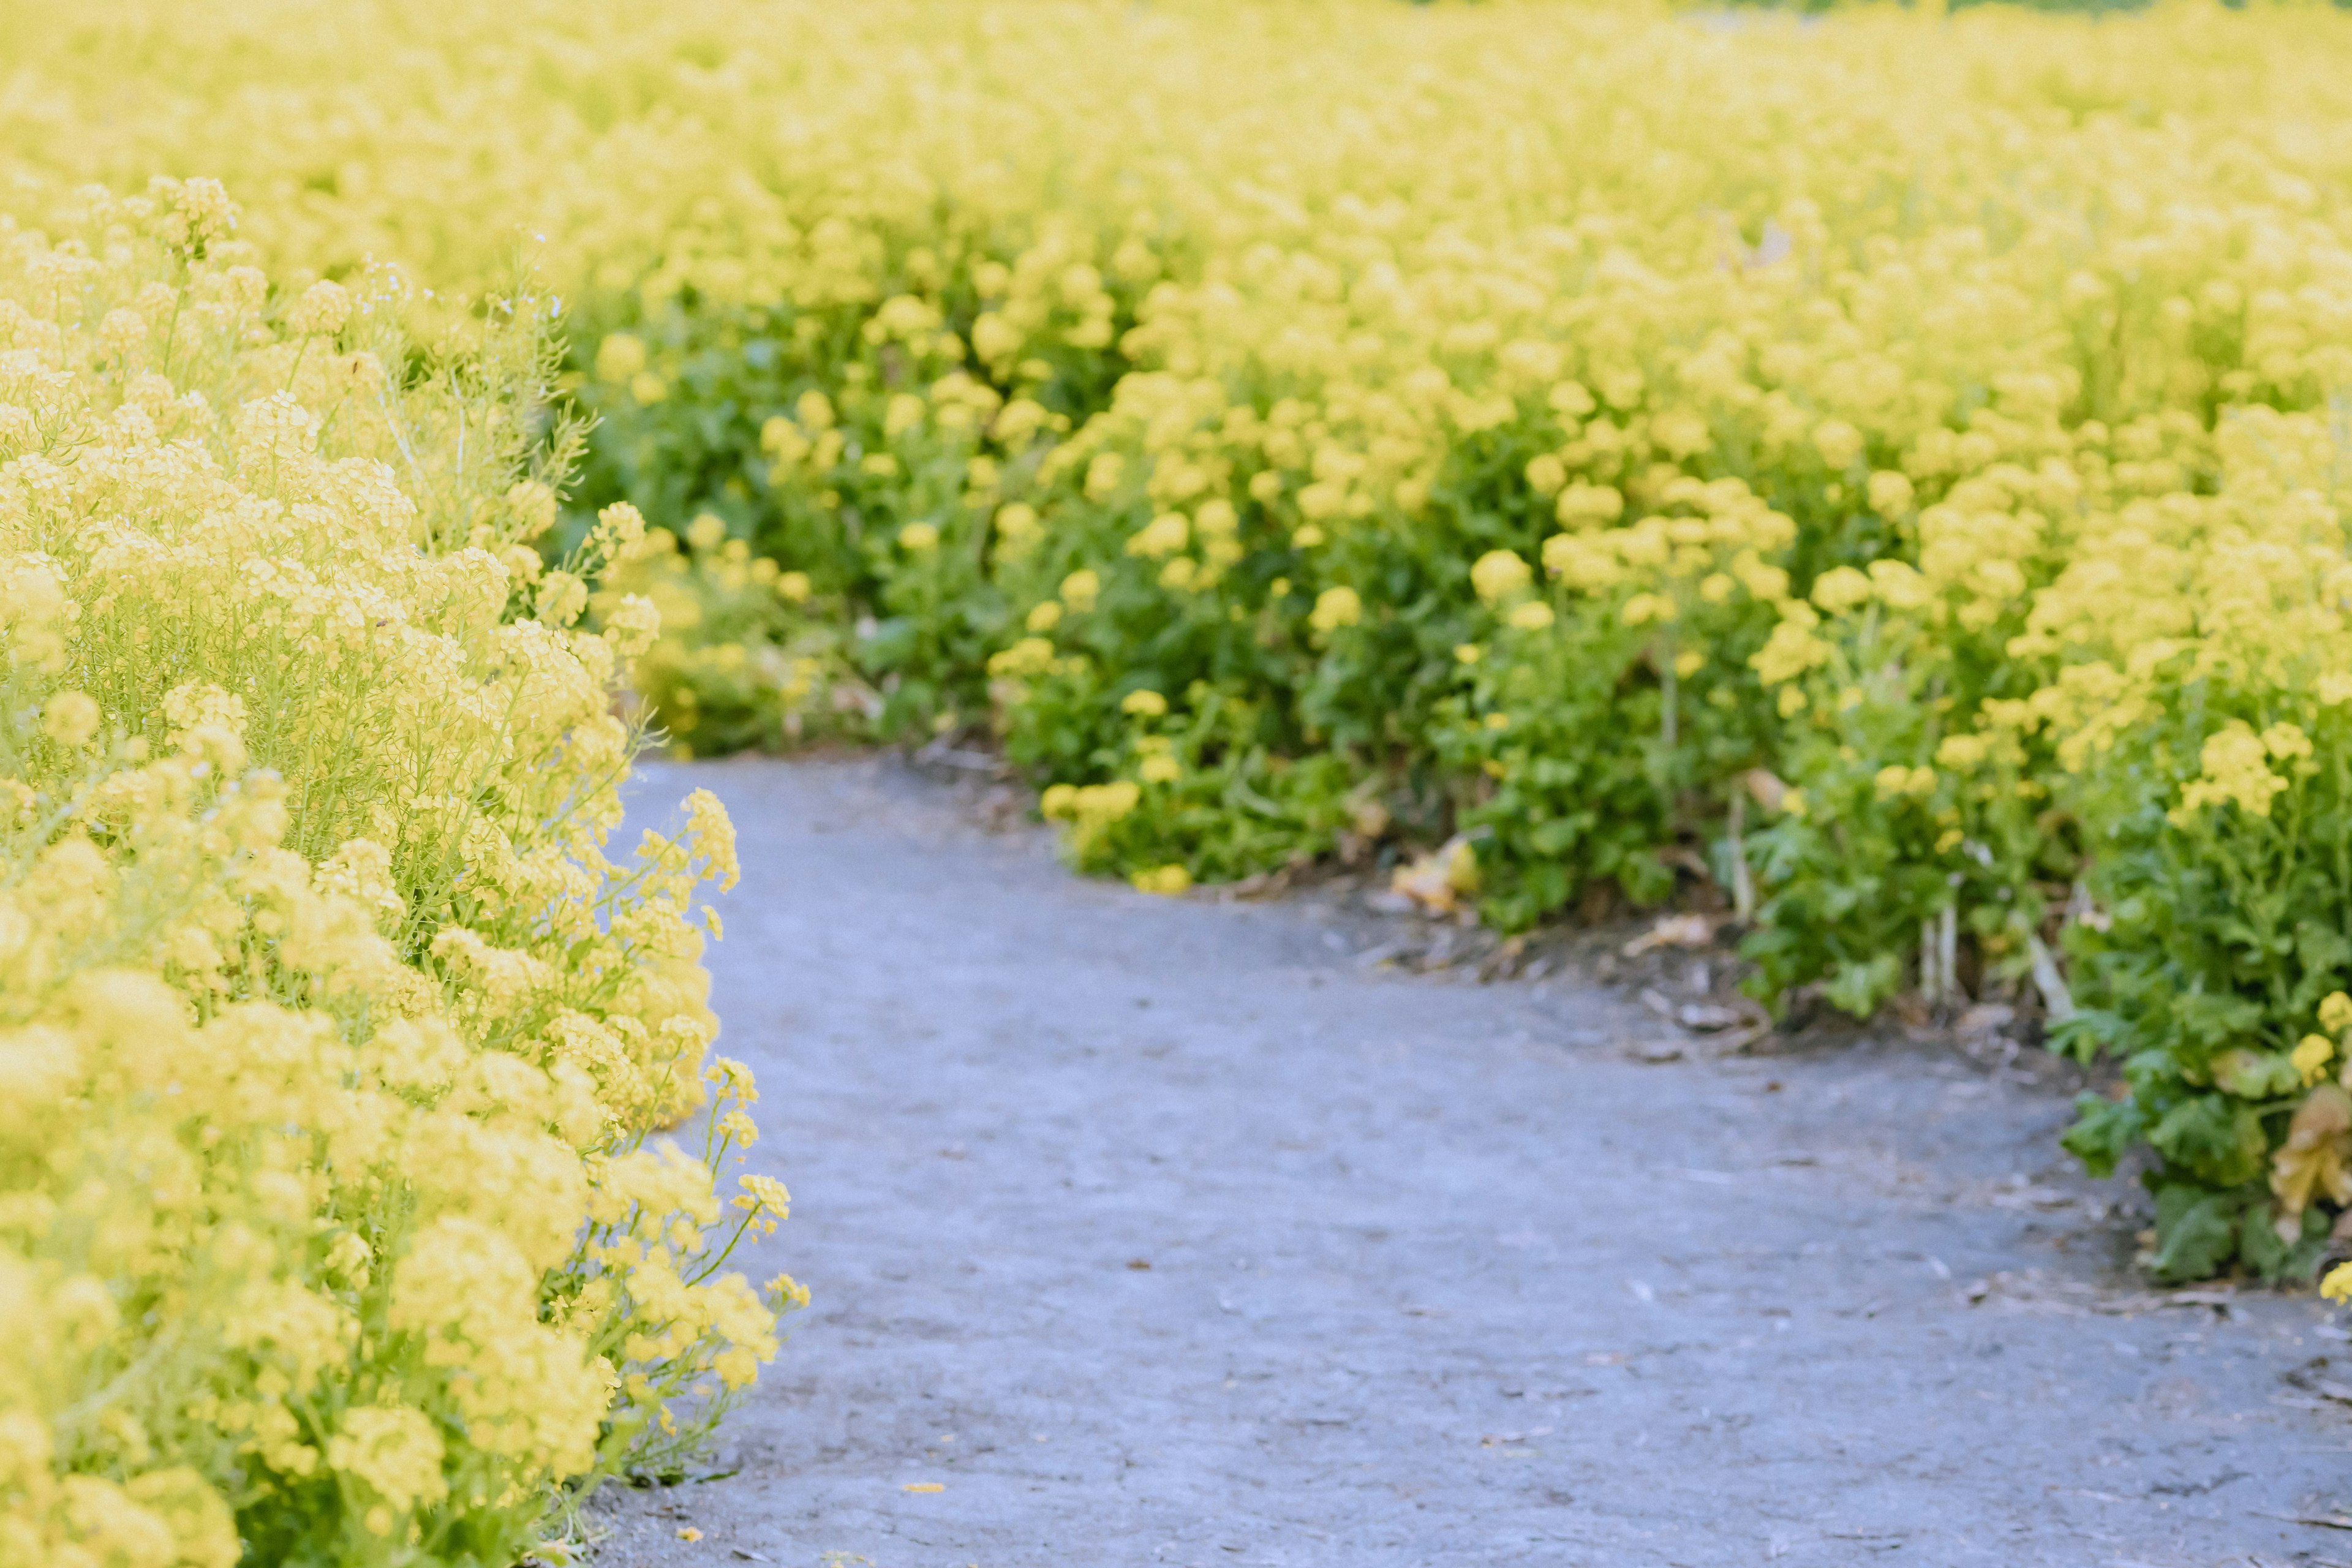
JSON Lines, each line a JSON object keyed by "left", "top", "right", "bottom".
{"left": 1131, "top": 864, "right": 1191, "bottom": 894}
{"left": 2296, "top": 1035, "right": 2336, "bottom": 1087}
{"left": 1308, "top": 586, "right": 1362, "bottom": 633}
{"left": 2174, "top": 725, "right": 2291, "bottom": 821}
{"left": 41, "top": 691, "right": 100, "bottom": 747}
{"left": 1471, "top": 550, "right": 1533, "bottom": 603}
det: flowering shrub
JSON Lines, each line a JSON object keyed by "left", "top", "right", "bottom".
{"left": 0, "top": 185, "right": 797, "bottom": 1564}
{"left": 594, "top": 513, "right": 874, "bottom": 756}
{"left": 2027, "top": 416, "right": 2352, "bottom": 1278}
{"left": 22, "top": 0, "right": 2352, "bottom": 1276}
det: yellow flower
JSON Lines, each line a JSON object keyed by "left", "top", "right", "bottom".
{"left": 595, "top": 333, "right": 647, "bottom": 383}
{"left": 1934, "top": 734, "right": 1988, "bottom": 769}
{"left": 1131, "top": 864, "right": 1191, "bottom": 894}
{"left": 2324, "top": 1264, "right": 2352, "bottom": 1304}
{"left": 2295, "top": 1035, "right": 2335, "bottom": 1087}
{"left": 2263, "top": 722, "right": 2313, "bottom": 762}
{"left": 287, "top": 279, "right": 352, "bottom": 337}
{"left": 1308, "top": 586, "right": 1362, "bottom": 633}
{"left": 1621, "top": 593, "right": 1673, "bottom": 627}
{"left": 1121, "top": 689, "right": 1168, "bottom": 717}
{"left": 1127, "top": 513, "right": 1190, "bottom": 558}
{"left": 994, "top": 503, "right": 1042, "bottom": 551}
{"left": 1809, "top": 566, "right": 1873, "bottom": 614}
{"left": 1471, "top": 549, "right": 1533, "bottom": 603}
{"left": 1751, "top": 611, "right": 1830, "bottom": 685}
{"left": 1556, "top": 484, "right": 1624, "bottom": 526}
{"left": 1813, "top": 420, "right": 1864, "bottom": 470}
{"left": 737, "top": 1174, "right": 792, "bottom": 1218}
{"left": 327, "top": 1407, "right": 447, "bottom": 1515}
{"left": 2321, "top": 992, "right": 2352, "bottom": 1036}
{"left": 1084, "top": 453, "right": 1125, "bottom": 502}
{"left": 2174, "top": 725, "right": 2290, "bottom": 821}
{"left": 41, "top": 690, "right": 100, "bottom": 747}
{"left": 987, "top": 637, "right": 1058, "bottom": 678}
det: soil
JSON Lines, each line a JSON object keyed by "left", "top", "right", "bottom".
{"left": 587, "top": 754, "right": 2352, "bottom": 1568}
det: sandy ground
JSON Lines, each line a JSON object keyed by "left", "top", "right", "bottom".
{"left": 588, "top": 755, "right": 2352, "bottom": 1568}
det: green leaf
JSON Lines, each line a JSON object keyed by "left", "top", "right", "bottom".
{"left": 1824, "top": 952, "right": 1902, "bottom": 1018}
{"left": 2209, "top": 1048, "right": 2299, "bottom": 1099}
{"left": 2062, "top": 1091, "right": 2143, "bottom": 1178}
{"left": 2149, "top": 1183, "right": 2246, "bottom": 1282}
{"left": 2046, "top": 1010, "right": 2120, "bottom": 1068}
{"left": 2299, "top": 921, "right": 2352, "bottom": 978}
{"left": 2233, "top": 1197, "right": 2332, "bottom": 1281}
{"left": 2149, "top": 1094, "right": 2269, "bottom": 1188}
{"left": 2175, "top": 990, "right": 2265, "bottom": 1048}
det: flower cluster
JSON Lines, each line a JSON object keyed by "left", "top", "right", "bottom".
{"left": 0, "top": 189, "right": 795, "bottom": 1564}
{"left": 594, "top": 514, "right": 875, "bottom": 756}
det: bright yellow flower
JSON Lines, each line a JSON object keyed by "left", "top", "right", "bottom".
{"left": 1309, "top": 586, "right": 1362, "bottom": 633}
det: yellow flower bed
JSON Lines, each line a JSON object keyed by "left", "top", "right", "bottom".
{"left": 11, "top": 0, "right": 2352, "bottom": 1282}
{"left": 0, "top": 186, "right": 795, "bottom": 1563}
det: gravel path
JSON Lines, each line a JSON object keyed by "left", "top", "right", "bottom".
{"left": 592, "top": 756, "right": 2352, "bottom": 1568}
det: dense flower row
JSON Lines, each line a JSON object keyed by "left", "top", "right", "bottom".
{"left": 13, "top": 0, "right": 2352, "bottom": 1281}
{"left": 0, "top": 186, "right": 794, "bottom": 1565}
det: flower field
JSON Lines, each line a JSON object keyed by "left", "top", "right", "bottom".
{"left": 0, "top": 189, "right": 793, "bottom": 1562}
{"left": 12, "top": 0, "right": 2352, "bottom": 1555}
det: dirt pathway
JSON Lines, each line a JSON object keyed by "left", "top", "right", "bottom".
{"left": 591, "top": 756, "right": 2352, "bottom": 1568}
